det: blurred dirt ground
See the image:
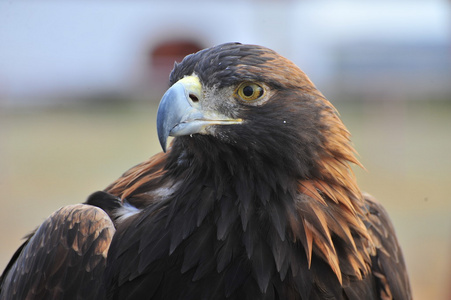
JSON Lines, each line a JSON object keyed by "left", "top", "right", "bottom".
{"left": 1, "top": 99, "right": 450, "bottom": 299}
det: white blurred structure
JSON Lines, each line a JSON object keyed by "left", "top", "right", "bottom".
{"left": 0, "top": 0, "right": 450, "bottom": 105}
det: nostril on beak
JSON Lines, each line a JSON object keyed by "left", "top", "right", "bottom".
{"left": 189, "top": 94, "right": 199, "bottom": 103}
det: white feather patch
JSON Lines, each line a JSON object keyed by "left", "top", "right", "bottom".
{"left": 115, "top": 202, "right": 141, "bottom": 223}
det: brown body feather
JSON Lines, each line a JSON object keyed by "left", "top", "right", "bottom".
{"left": 0, "top": 205, "right": 115, "bottom": 299}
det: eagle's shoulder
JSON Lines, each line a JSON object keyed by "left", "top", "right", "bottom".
{"left": 0, "top": 204, "right": 115, "bottom": 300}
{"left": 363, "top": 193, "right": 412, "bottom": 300}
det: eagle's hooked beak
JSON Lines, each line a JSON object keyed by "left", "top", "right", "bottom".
{"left": 156, "top": 75, "right": 242, "bottom": 152}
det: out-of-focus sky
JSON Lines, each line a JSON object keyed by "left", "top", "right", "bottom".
{"left": 0, "top": 0, "right": 449, "bottom": 103}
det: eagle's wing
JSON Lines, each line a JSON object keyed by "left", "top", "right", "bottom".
{"left": 362, "top": 194, "right": 412, "bottom": 300}
{"left": 0, "top": 204, "right": 115, "bottom": 300}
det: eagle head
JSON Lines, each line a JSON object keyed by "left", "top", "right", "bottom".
{"left": 157, "top": 42, "right": 357, "bottom": 180}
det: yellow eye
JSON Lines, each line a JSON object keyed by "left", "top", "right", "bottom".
{"left": 236, "top": 82, "right": 264, "bottom": 102}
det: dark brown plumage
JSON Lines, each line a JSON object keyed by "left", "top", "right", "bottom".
{"left": 0, "top": 43, "right": 411, "bottom": 299}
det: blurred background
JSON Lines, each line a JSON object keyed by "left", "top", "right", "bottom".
{"left": 0, "top": 0, "right": 450, "bottom": 298}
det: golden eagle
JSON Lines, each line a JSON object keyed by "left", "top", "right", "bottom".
{"left": 0, "top": 43, "right": 411, "bottom": 299}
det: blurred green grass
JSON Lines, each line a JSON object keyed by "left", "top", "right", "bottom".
{"left": 1, "top": 99, "right": 450, "bottom": 299}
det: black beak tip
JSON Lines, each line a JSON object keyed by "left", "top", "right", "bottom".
{"left": 157, "top": 110, "right": 169, "bottom": 153}
{"left": 159, "top": 135, "right": 167, "bottom": 153}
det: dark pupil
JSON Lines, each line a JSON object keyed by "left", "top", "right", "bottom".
{"left": 243, "top": 85, "right": 254, "bottom": 97}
